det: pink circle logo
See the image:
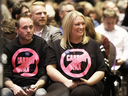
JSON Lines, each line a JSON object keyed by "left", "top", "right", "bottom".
{"left": 12, "top": 48, "right": 39, "bottom": 77}
{"left": 60, "top": 49, "right": 91, "bottom": 78}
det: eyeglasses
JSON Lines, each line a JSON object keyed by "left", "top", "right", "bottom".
{"left": 61, "top": 10, "right": 74, "bottom": 13}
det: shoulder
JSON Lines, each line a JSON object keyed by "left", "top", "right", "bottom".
{"left": 95, "top": 23, "right": 103, "bottom": 29}
{"left": 95, "top": 24, "right": 104, "bottom": 33}
{"left": 33, "top": 34, "right": 44, "bottom": 40}
{"left": 5, "top": 37, "right": 18, "bottom": 48}
{"left": 93, "top": 20, "right": 99, "bottom": 27}
{"left": 49, "top": 39, "right": 61, "bottom": 46}
{"left": 85, "top": 39, "right": 101, "bottom": 51}
{"left": 101, "top": 34, "right": 109, "bottom": 40}
{"left": 88, "top": 38, "right": 99, "bottom": 45}
{"left": 45, "top": 25, "right": 62, "bottom": 37}
{"left": 120, "top": 25, "right": 128, "bottom": 32}
{"left": 33, "top": 35, "right": 47, "bottom": 44}
{"left": 44, "top": 25, "right": 61, "bottom": 35}
{"left": 47, "top": 25, "right": 61, "bottom": 31}
{"left": 115, "top": 25, "right": 127, "bottom": 33}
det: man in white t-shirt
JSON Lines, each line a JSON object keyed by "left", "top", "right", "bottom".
{"left": 95, "top": 8, "right": 128, "bottom": 74}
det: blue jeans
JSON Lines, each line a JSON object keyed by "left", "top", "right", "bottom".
{"left": 2, "top": 85, "right": 47, "bottom": 96}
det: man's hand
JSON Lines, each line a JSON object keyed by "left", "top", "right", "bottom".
{"left": 26, "top": 84, "right": 37, "bottom": 96}
{"left": 116, "top": 58, "right": 124, "bottom": 65}
{"left": 12, "top": 84, "right": 27, "bottom": 96}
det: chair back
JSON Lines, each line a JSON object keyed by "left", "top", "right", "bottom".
{"left": 109, "top": 41, "right": 116, "bottom": 74}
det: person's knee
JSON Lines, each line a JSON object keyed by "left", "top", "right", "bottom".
{"left": 2, "top": 88, "right": 14, "bottom": 96}
{"left": 35, "top": 88, "right": 47, "bottom": 96}
{"left": 71, "top": 85, "right": 95, "bottom": 96}
{"left": 47, "top": 83, "right": 70, "bottom": 96}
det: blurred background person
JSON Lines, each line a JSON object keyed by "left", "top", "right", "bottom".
{"left": 12, "top": 2, "right": 30, "bottom": 19}
{"left": 2, "top": 19, "right": 17, "bottom": 41}
{"left": 121, "top": 5, "right": 128, "bottom": 31}
{"left": 1, "top": 4, "right": 12, "bottom": 22}
{"left": 58, "top": 1, "right": 75, "bottom": 34}
{"left": 117, "top": 0, "right": 128, "bottom": 26}
{"left": 46, "top": 4, "right": 59, "bottom": 28}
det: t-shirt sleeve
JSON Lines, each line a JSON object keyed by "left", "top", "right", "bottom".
{"left": 45, "top": 43, "right": 57, "bottom": 66}
{"left": 95, "top": 42, "right": 107, "bottom": 72}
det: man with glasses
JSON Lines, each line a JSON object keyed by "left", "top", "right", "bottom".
{"left": 58, "top": 1, "right": 75, "bottom": 34}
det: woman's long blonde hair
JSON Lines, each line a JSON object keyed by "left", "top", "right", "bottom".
{"left": 60, "top": 10, "right": 89, "bottom": 49}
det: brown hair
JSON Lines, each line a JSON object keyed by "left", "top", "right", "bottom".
{"left": 15, "top": 13, "right": 32, "bottom": 29}
{"left": 85, "top": 17, "right": 102, "bottom": 44}
{"left": 102, "top": 8, "right": 118, "bottom": 19}
{"left": 2, "top": 19, "right": 16, "bottom": 33}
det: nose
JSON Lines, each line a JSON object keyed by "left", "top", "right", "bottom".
{"left": 79, "top": 24, "right": 83, "bottom": 28}
{"left": 27, "top": 27, "right": 31, "bottom": 32}
{"left": 41, "top": 13, "right": 45, "bottom": 17}
{"left": 108, "top": 23, "right": 114, "bottom": 27}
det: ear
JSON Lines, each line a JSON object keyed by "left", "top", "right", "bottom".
{"left": 15, "top": 27, "right": 19, "bottom": 34}
{"left": 29, "top": 13, "right": 32, "bottom": 18}
{"left": 59, "top": 11, "right": 63, "bottom": 19}
{"left": 15, "top": 14, "right": 19, "bottom": 19}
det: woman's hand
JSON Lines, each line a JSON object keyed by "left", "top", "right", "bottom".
{"left": 63, "top": 80, "right": 77, "bottom": 90}
{"left": 75, "top": 78, "right": 89, "bottom": 85}
{"left": 75, "top": 71, "right": 105, "bottom": 86}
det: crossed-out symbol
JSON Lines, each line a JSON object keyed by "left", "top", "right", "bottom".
{"left": 60, "top": 49, "right": 91, "bottom": 78}
{"left": 12, "top": 48, "right": 39, "bottom": 77}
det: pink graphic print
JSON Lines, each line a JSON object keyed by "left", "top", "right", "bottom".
{"left": 12, "top": 48, "right": 39, "bottom": 77}
{"left": 60, "top": 49, "right": 91, "bottom": 78}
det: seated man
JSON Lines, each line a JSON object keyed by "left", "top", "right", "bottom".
{"left": 2, "top": 13, "right": 48, "bottom": 96}
{"left": 30, "top": 1, "right": 62, "bottom": 45}
{"left": 95, "top": 8, "right": 128, "bottom": 74}
{"left": 58, "top": 1, "right": 75, "bottom": 34}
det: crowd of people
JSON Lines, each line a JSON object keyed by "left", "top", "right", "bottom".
{"left": 0, "top": 0, "right": 128, "bottom": 96}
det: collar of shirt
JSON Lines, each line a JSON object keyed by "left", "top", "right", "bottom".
{"left": 34, "top": 28, "right": 44, "bottom": 37}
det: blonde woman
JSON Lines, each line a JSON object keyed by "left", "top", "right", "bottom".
{"left": 46, "top": 11, "right": 107, "bottom": 96}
